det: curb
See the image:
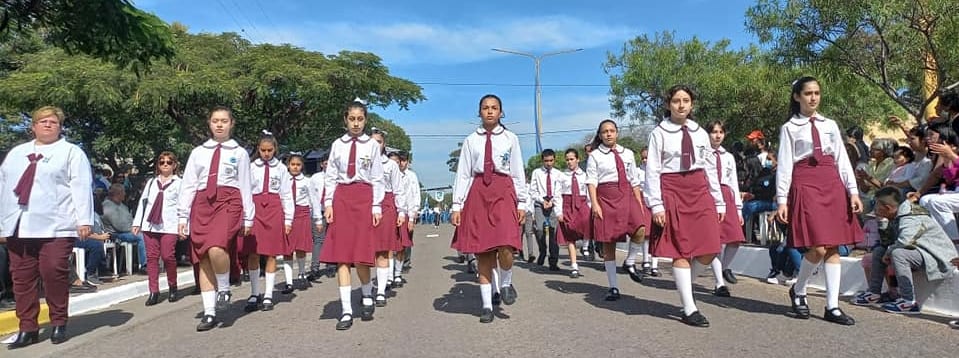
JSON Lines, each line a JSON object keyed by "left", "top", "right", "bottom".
{"left": 0, "top": 270, "right": 196, "bottom": 335}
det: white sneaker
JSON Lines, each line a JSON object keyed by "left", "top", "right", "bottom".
{"left": 784, "top": 277, "right": 798, "bottom": 285}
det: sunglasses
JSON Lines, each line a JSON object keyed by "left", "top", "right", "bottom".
{"left": 158, "top": 160, "right": 175, "bottom": 165}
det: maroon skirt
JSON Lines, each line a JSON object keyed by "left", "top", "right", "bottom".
{"left": 399, "top": 216, "right": 413, "bottom": 248}
{"left": 787, "top": 156, "right": 863, "bottom": 248}
{"left": 591, "top": 183, "right": 650, "bottom": 243}
{"left": 557, "top": 194, "right": 590, "bottom": 245}
{"left": 190, "top": 187, "right": 243, "bottom": 263}
{"left": 288, "top": 205, "right": 313, "bottom": 252}
{"left": 319, "top": 182, "right": 375, "bottom": 266}
{"left": 251, "top": 193, "right": 288, "bottom": 256}
{"left": 719, "top": 185, "right": 746, "bottom": 244}
{"left": 451, "top": 174, "right": 521, "bottom": 253}
{"left": 375, "top": 192, "right": 401, "bottom": 252}
{"left": 650, "top": 170, "right": 721, "bottom": 259}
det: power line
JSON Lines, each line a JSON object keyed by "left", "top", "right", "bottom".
{"left": 414, "top": 81, "right": 609, "bottom": 88}
{"left": 214, "top": 0, "right": 258, "bottom": 43}
{"left": 253, "top": 0, "right": 279, "bottom": 34}
{"left": 228, "top": 0, "right": 264, "bottom": 43}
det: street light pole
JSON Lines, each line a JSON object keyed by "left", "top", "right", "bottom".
{"left": 492, "top": 48, "right": 583, "bottom": 154}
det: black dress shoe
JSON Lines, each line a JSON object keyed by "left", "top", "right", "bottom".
{"left": 360, "top": 297, "right": 375, "bottom": 321}
{"left": 548, "top": 264, "right": 560, "bottom": 271}
{"left": 50, "top": 325, "right": 68, "bottom": 344}
{"left": 624, "top": 263, "right": 643, "bottom": 283}
{"left": 479, "top": 308, "right": 494, "bottom": 323}
{"left": 244, "top": 295, "right": 262, "bottom": 312}
{"left": 681, "top": 311, "right": 710, "bottom": 327}
{"left": 535, "top": 257, "right": 545, "bottom": 266}
{"left": 500, "top": 285, "right": 517, "bottom": 305}
{"left": 824, "top": 307, "right": 856, "bottom": 326}
{"left": 569, "top": 269, "right": 581, "bottom": 278}
{"left": 196, "top": 315, "right": 218, "bottom": 332}
{"left": 789, "top": 284, "right": 811, "bottom": 319}
{"left": 604, "top": 287, "right": 621, "bottom": 301}
{"left": 215, "top": 291, "right": 232, "bottom": 312}
{"left": 7, "top": 331, "right": 39, "bottom": 349}
{"left": 145, "top": 293, "right": 160, "bottom": 306}
{"left": 526, "top": 255, "right": 536, "bottom": 264}
{"left": 168, "top": 287, "right": 180, "bottom": 303}
{"left": 492, "top": 292, "right": 501, "bottom": 306}
{"left": 335, "top": 314, "right": 354, "bottom": 330}
{"left": 723, "top": 269, "right": 738, "bottom": 284}
{"left": 714, "top": 286, "right": 731, "bottom": 297}
{"left": 280, "top": 284, "right": 294, "bottom": 295}
{"left": 261, "top": 297, "right": 275, "bottom": 311}
{"left": 375, "top": 294, "right": 387, "bottom": 307}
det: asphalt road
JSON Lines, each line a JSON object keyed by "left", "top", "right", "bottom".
{"left": 10, "top": 224, "right": 959, "bottom": 357}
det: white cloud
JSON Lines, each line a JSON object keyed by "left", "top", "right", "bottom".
{"left": 255, "top": 15, "right": 637, "bottom": 65}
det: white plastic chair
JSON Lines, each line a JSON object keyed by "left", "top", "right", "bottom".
{"left": 119, "top": 241, "right": 135, "bottom": 276}
{"left": 102, "top": 241, "right": 119, "bottom": 277}
{"left": 72, "top": 247, "right": 86, "bottom": 280}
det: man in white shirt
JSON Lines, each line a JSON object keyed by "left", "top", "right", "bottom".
{"left": 530, "top": 149, "right": 561, "bottom": 270}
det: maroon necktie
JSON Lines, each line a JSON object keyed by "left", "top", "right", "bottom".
{"left": 483, "top": 131, "right": 494, "bottom": 185}
{"left": 680, "top": 125, "right": 694, "bottom": 171}
{"left": 810, "top": 117, "right": 824, "bottom": 165}
{"left": 347, "top": 137, "right": 357, "bottom": 178}
{"left": 205, "top": 144, "right": 221, "bottom": 201}
{"left": 262, "top": 163, "right": 271, "bottom": 193}
{"left": 292, "top": 178, "right": 298, "bottom": 203}
{"left": 545, "top": 169, "right": 552, "bottom": 197}
{"left": 612, "top": 148, "right": 629, "bottom": 192}
{"left": 147, "top": 179, "right": 173, "bottom": 225}
{"left": 13, "top": 153, "right": 43, "bottom": 205}
{"left": 570, "top": 171, "right": 581, "bottom": 210}
{"left": 714, "top": 150, "right": 723, "bottom": 185}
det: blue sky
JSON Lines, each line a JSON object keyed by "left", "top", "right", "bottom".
{"left": 135, "top": 0, "right": 758, "bottom": 187}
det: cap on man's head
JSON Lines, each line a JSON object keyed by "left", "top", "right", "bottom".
{"left": 746, "top": 130, "right": 765, "bottom": 141}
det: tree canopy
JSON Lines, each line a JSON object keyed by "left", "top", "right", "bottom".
{"left": 0, "top": 24, "right": 424, "bottom": 175}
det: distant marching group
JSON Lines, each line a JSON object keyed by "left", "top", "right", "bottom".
{"left": 0, "top": 75, "right": 922, "bottom": 349}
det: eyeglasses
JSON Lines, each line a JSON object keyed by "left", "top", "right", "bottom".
{"left": 158, "top": 160, "right": 175, "bottom": 165}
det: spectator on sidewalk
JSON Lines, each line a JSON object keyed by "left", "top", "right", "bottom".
{"left": 102, "top": 184, "right": 147, "bottom": 274}
{"left": 74, "top": 212, "right": 112, "bottom": 285}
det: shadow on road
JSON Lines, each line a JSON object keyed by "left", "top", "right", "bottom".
{"left": 543, "top": 280, "right": 680, "bottom": 322}
{"left": 62, "top": 309, "right": 134, "bottom": 338}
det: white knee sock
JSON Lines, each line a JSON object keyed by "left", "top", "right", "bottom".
{"left": 722, "top": 244, "right": 739, "bottom": 268}
{"left": 388, "top": 258, "right": 395, "bottom": 281}
{"left": 824, "top": 262, "right": 842, "bottom": 310}
{"left": 625, "top": 242, "right": 641, "bottom": 266}
{"left": 281, "top": 261, "right": 293, "bottom": 286}
{"left": 361, "top": 281, "right": 373, "bottom": 296}
{"left": 673, "top": 267, "right": 698, "bottom": 315}
{"left": 651, "top": 257, "right": 659, "bottom": 269}
{"left": 492, "top": 269, "right": 501, "bottom": 295}
{"left": 394, "top": 258, "right": 403, "bottom": 278}
{"left": 500, "top": 268, "right": 513, "bottom": 288}
{"left": 215, "top": 273, "right": 229, "bottom": 292}
{"left": 793, "top": 258, "right": 821, "bottom": 296}
{"left": 201, "top": 290, "right": 216, "bottom": 316}
{"left": 376, "top": 267, "right": 389, "bottom": 295}
{"left": 339, "top": 285, "right": 353, "bottom": 316}
{"left": 296, "top": 258, "right": 306, "bottom": 277}
{"left": 249, "top": 269, "right": 261, "bottom": 296}
{"left": 480, "top": 284, "right": 493, "bottom": 309}
{"left": 642, "top": 240, "right": 651, "bottom": 263}
{"left": 604, "top": 261, "right": 618, "bottom": 289}
{"left": 710, "top": 257, "right": 726, "bottom": 288}
{"left": 264, "top": 272, "right": 276, "bottom": 299}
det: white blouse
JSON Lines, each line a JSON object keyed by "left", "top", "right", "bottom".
{"left": 645, "top": 119, "right": 724, "bottom": 215}
{"left": 400, "top": 169, "right": 421, "bottom": 218}
{"left": 308, "top": 172, "right": 326, "bottom": 225}
{"left": 380, "top": 156, "right": 408, "bottom": 219}
{"left": 775, "top": 114, "right": 859, "bottom": 205}
{"left": 585, "top": 144, "right": 643, "bottom": 187}
{"left": 324, "top": 134, "right": 385, "bottom": 214}
{"left": 177, "top": 139, "right": 256, "bottom": 227}
{"left": 132, "top": 175, "right": 182, "bottom": 235}
{"left": 557, "top": 168, "right": 590, "bottom": 211}
{"left": 451, "top": 125, "right": 528, "bottom": 211}
{"left": 0, "top": 139, "right": 94, "bottom": 238}
{"left": 252, "top": 158, "right": 294, "bottom": 225}
{"left": 707, "top": 146, "right": 743, "bottom": 219}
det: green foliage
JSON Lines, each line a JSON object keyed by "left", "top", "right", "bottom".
{"left": 0, "top": 0, "right": 176, "bottom": 73}
{"left": 0, "top": 26, "right": 424, "bottom": 175}
{"left": 447, "top": 142, "right": 462, "bottom": 173}
{"left": 746, "top": 0, "right": 959, "bottom": 121}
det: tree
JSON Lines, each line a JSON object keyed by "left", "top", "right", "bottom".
{"left": 0, "top": 26, "right": 424, "bottom": 176}
{"left": 447, "top": 142, "right": 462, "bottom": 173}
{"left": 1, "top": 0, "right": 176, "bottom": 73}
{"left": 368, "top": 112, "right": 411, "bottom": 153}
{"left": 604, "top": 31, "right": 902, "bottom": 143}
{"left": 746, "top": 0, "right": 959, "bottom": 121}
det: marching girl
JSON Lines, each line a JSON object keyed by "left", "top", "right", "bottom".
{"left": 586, "top": 119, "right": 649, "bottom": 301}
{"left": 621, "top": 157, "right": 651, "bottom": 283}
{"left": 307, "top": 153, "right": 331, "bottom": 279}
{"left": 285, "top": 152, "right": 316, "bottom": 288}
{"left": 776, "top": 76, "right": 862, "bottom": 325}
{"left": 395, "top": 151, "right": 420, "bottom": 285}
{"left": 241, "top": 131, "right": 294, "bottom": 313}
{"left": 132, "top": 151, "right": 183, "bottom": 306}
{"left": 705, "top": 120, "right": 744, "bottom": 296}
{"left": 321, "top": 100, "right": 385, "bottom": 330}
{"left": 645, "top": 85, "right": 724, "bottom": 327}
{"left": 450, "top": 94, "right": 528, "bottom": 323}
{"left": 370, "top": 129, "right": 406, "bottom": 306}
{"left": 178, "top": 106, "right": 255, "bottom": 332}
{"left": 557, "top": 148, "right": 589, "bottom": 278}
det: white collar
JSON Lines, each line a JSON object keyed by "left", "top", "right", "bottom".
{"left": 595, "top": 143, "right": 624, "bottom": 154}
{"left": 712, "top": 145, "right": 727, "bottom": 154}
{"left": 789, "top": 113, "right": 825, "bottom": 126}
{"left": 474, "top": 125, "right": 505, "bottom": 135}
{"left": 202, "top": 139, "right": 239, "bottom": 149}
{"left": 339, "top": 133, "right": 372, "bottom": 143}
{"left": 291, "top": 173, "right": 305, "bottom": 181}
{"left": 658, "top": 118, "right": 701, "bottom": 133}
{"left": 253, "top": 157, "right": 280, "bottom": 167}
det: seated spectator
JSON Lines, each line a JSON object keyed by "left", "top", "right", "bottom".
{"left": 904, "top": 126, "right": 934, "bottom": 193}
{"left": 857, "top": 138, "right": 897, "bottom": 212}
{"left": 851, "top": 211, "right": 900, "bottom": 306}
{"left": 884, "top": 146, "right": 917, "bottom": 195}
{"left": 101, "top": 184, "right": 147, "bottom": 274}
{"left": 76, "top": 211, "right": 113, "bottom": 285}
{"left": 869, "top": 187, "right": 959, "bottom": 315}
{"left": 67, "top": 255, "right": 97, "bottom": 294}
{"left": 846, "top": 125, "right": 871, "bottom": 167}
{"left": 766, "top": 236, "right": 802, "bottom": 285}
{"left": 912, "top": 123, "right": 959, "bottom": 242}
